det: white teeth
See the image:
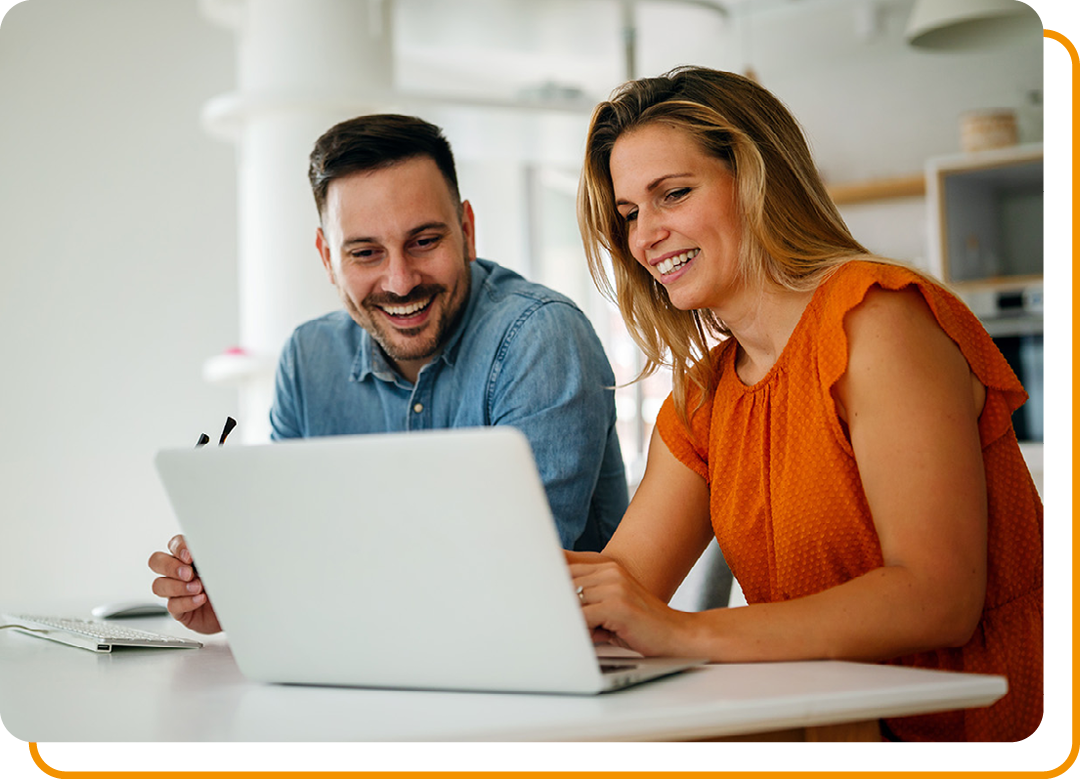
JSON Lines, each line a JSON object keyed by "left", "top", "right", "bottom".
{"left": 656, "top": 249, "right": 700, "bottom": 276}
{"left": 381, "top": 298, "right": 431, "bottom": 317}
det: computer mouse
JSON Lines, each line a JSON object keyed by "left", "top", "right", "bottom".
{"left": 90, "top": 601, "right": 170, "bottom": 619}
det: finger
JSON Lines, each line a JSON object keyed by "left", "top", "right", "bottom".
{"left": 167, "top": 534, "right": 193, "bottom": 564}
{"left": 591, "top": 627, "right": 617, "bottom": 644}
{"left": 574, "top": 583, "right": 588, "bottom": 606}
{"left": 151, "top": 575, "right": 203, "bottom": 600}
{"left": 571, "top": 574, "right": 612, "bottom": 609}
{"left": 582, "top": 602, "right": 616, "bottom": 633}
{"left": 568, "top": 563, "right": 610, "bottom": 582}
{"left": 150, "top": 566, "right": 203, "bottom": 600}
{"left": 570, "top": 558, "right": 625, "bottom": 577}
{"left": 147, "top": 550, "right": 181, "bottom": 577}
{"left": 165, "top": 591, "right": 207, "bottom": 617}
{"left": 570, "top": 566, "right": 613, "bottom": 587}
{"left": 147, "top": 551, "right": 197, "bottom": 582}
{"left": 575, "top": 581, "right": 610, "bottom": 607}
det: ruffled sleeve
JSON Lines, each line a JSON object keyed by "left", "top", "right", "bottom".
{"left": 814, "top": 262, "right": 1028, "bottom": 450}
{"left": 655, "top": 346, "right": 728, "bottom": 483}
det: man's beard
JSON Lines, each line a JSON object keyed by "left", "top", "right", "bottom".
{"left": 358, "top": 270, "right": 471, "bottom": 365}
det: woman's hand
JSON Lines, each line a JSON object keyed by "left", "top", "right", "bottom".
{"left": 570, "top": 557, "right": 694, "bottom": 657}
{"left": 148, "top": 534, "right": 222, "bottom": 635}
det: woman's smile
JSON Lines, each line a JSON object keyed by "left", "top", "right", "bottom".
{"left": 654, "top": 248, "right": 700, "bottom": 280}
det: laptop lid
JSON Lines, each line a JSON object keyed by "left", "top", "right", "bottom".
{"left": 154, "top": 427, "right": 702, "bottom": 694}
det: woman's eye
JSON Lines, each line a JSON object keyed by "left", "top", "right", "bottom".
{"left": 665, "top": 187, "right": 691, "bottom": 202}
{"left": 621, "top": 209, "right": 638, "bottom": 224}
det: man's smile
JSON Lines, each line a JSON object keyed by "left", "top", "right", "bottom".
{"left": 364, "top": 286, "right": 444, "bottom": 329}
{"left": 377, "top": 295, "right": 435, "bottom": 321}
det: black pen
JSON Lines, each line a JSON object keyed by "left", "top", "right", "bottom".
{"left": 195, "top": 417, "right": 236, "bottom": 448}
{"left": 188, "top": 418, "right": 236, "bottom": 577}
{"left": 219, "top": 417, "right": 237, "bottom": 445}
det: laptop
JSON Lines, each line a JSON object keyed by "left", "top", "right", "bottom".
{"left": 153, "top": 427, "right": 707, "bottom": 694}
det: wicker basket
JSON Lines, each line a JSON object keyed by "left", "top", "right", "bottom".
{"left": 960, "top": 109, "right": 1018, "bottom": 153}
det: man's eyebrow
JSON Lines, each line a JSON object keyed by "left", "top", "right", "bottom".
{"left": 342, "top": 221, "right": 451, "bottom": 246}
{"left": 407, "top": 221, "right": 452, "bottom": 237}
{"left": 615, "top": 173, "right": 692, "bottom": 207}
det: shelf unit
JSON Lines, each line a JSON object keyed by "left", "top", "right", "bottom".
{"left": 925, "top": 144, "right": 1043, "bottom": 291}
{"left": 924, "top": 144, "right": 1044, "bottom": 444}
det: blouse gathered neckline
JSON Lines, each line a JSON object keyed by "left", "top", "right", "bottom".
{"left": 724, "top": 279, "right": 827, "bottom": 393}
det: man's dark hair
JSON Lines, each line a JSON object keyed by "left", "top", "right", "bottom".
{"left": 308, "top": 114, "right": 461, "bottom": 218}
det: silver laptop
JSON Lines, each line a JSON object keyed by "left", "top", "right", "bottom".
{"left": 153, "top": 427, "right": 706, "bottom": 694}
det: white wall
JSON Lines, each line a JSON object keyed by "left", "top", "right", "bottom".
{"left": 0, "top": 0, "right": 1046, "bottom": 609}
{"left": 0, "top": 0, "right": 238, "bottom": 608}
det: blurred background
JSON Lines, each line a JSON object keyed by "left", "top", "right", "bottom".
{"left": 0, "top": 0, "right": 1049, "bottom": 608}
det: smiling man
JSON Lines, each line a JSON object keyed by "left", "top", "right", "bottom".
{"left": 279, "top": 114, "right": 628, "bottom": 550}
{"left": 152, "top": 115, "right": 628, "bottom": 634}
{"left": 314, "top": 153, "right": 475, "bottom": 384}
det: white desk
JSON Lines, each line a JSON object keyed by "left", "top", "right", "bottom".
{"left": 0, "top": 617, "right": 1006, "bottom": 742}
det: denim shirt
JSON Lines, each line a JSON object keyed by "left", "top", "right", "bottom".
{"left": 269, "top": 259, "right": 628, "bottom": 551}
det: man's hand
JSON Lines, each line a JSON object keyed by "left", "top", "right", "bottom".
{"left": 148, "top": 534, "right": 222, "bottom": 635}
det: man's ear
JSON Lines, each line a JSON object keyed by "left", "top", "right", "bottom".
{"left": 316, "top": 227, "right": 337, "bottom": 284}
{"left": 460, "top": 200, "right": 477, "bottom": 263}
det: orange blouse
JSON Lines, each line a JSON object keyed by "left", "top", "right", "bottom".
{"left": 656, "top": 261, "right": 1043, "bottom": 741}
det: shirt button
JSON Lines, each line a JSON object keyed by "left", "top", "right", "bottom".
{"left": 413, "top": 403, "right": 424, "bottom": 414}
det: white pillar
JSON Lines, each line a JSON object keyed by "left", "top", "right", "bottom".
{"left": 199, "top": 0, "right": 394, "bottom": 443}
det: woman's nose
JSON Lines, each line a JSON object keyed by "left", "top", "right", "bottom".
{"left": 632, "top": 207, "right": 668, "bottom": 255}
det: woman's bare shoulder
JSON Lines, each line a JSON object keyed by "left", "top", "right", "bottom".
{"left": 836, "top": 283, "right": 980, "bottom": 417}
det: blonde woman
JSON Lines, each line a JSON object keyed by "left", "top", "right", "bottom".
{"left": 572, "top": 66, "right": 1041, "bottom": 741}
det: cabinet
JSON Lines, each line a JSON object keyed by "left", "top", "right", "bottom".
{"left": 926, "top": 144, "right": 1042, "bottom": 291}
{"left": 925, "top": 145, "right": 1043, "bottom": 443}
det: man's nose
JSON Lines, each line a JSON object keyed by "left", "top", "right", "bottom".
{"left": 382, "top": 252, "right": 422, "bottom": 297}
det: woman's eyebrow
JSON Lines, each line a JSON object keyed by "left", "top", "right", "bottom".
{"left": 616, "top": 173, "right": 693, "bottom": 206}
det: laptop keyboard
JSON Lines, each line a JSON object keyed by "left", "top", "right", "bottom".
{"left": 0, "top": 614, "right": 203, "bottom": 653}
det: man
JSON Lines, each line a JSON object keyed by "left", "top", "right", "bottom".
{"left": 150, "top": 114, "right": 628, "bottom": 633}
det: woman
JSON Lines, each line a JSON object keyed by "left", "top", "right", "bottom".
{"left": 573, "top": 66, "right": 1042, "bottom": 742}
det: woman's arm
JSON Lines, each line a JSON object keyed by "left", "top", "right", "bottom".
{"left": 574, "top": 286, "right": 989, "bottom": 663}
{"left": 602, "top": 425, "right": 715, "bottom": 600}
{"left": 567, "top": 425, "right": 714, "bottom": 653}
{"left": 816, "top": 285, "right": 988, "bottom": 657}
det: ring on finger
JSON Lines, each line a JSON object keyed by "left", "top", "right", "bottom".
{"left": 576, "top": 585, "right": 586, "bottom": 604}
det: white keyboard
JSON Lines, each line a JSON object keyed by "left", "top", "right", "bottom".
{"left": 0, "top": 614, "right": 203, "bottom": 653}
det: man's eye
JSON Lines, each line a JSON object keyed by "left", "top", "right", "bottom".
{"left": 348, "top": 249, "right": 380, "bottom": 263}
{"left": 413, "top": 235, "right": 441, "bottom": 250}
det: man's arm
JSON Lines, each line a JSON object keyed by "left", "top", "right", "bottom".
{"left": 487, "top": 301, "right": 628, "bottom": 550}
{"left": 269, "top": 335, "right": 304, "bottom": 440}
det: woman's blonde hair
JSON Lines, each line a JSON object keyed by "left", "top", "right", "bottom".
{"left": 578, "top": 66, "right": 868, "bottom": 425}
